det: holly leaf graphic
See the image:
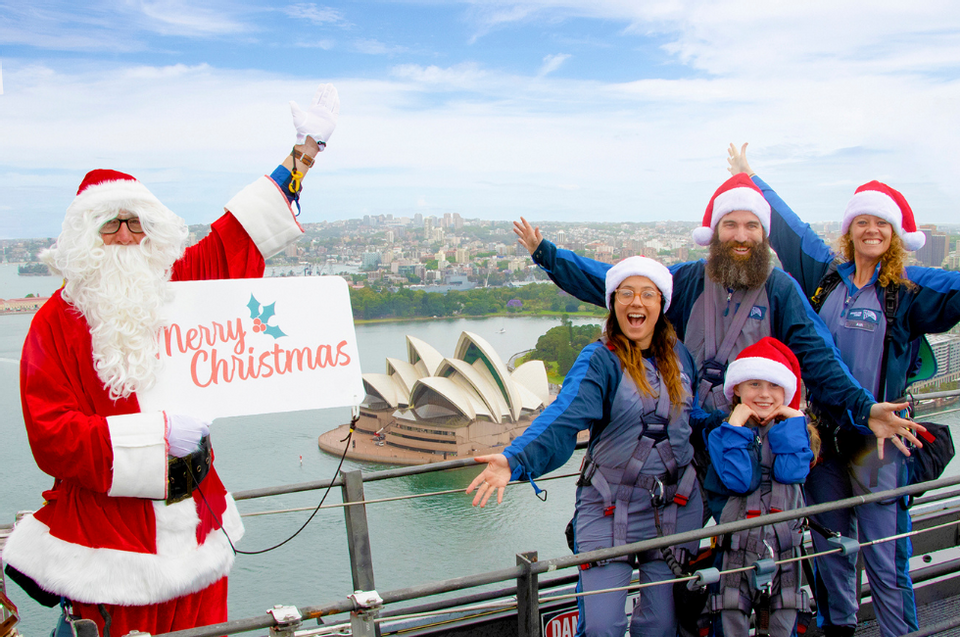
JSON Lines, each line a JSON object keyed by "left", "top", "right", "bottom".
{"left": 260, "top": 302, "right": 277, "bottom": 323}
{"left": 263, "top": 324, "right": 287, "bottom": 339}
{"left": 247, "top": 295, "right": 261, "bottom": 319}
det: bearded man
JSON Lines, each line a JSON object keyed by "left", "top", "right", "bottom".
{"left": 3, "top": 84, "right": 339, "bottom": 637}
{"left": 513, "top": 173, "right": 921, "bottom": 457}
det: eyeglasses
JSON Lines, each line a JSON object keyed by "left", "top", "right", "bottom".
{"left": 615, "top": 288, "right": 660, "bottom": 304}
{"left": 100, "top": 217, "right": 144, "bottom": 235}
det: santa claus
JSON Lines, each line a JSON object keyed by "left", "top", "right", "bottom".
{"left": 3, "top": 83, "right": 339, "bottom": 637}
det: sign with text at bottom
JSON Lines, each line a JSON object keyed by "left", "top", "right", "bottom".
{"left": 137, "top": 276, "right": 364, "bottom": 421}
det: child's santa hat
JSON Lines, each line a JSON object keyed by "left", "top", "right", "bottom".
{"left": 604, "top": 256, "right": 673, "bottom": 311}
{"left": 841, "top": 181, "right": 925, "bottom": 251}
{"left": 691, "top": 173, "right": 771, "bottom": 247}
{"left": 723, "top": 336, "right": 801, "bottom": 410}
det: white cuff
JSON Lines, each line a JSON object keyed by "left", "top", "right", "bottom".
{"left": 107, "top": 412, "right": 168, "bottom": 499}
{"left": 225, "top": 176, "right": 304, "bottom": 258}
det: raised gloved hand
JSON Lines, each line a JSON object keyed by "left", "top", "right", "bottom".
{"left": 166, "top": 413, "right": 210, "bottom": 458}
{"left": 290, "top": 83, "right": 340, "bottom": 146}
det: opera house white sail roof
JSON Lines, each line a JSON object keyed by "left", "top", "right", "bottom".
{"left": 361, "top": 331, "right": 549, "bottom": 425}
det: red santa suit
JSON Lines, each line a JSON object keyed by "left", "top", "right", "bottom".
{"left": 4, "top": 171, "right": 303, "bottom": 636}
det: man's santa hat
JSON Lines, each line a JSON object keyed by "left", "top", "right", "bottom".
{"left": 604, "top": 255, "right": 673, "bottom": 311}
{"left": 723, "top": 336, "right": 801, "bottom": 410}
{"left": 692, "top": 173, "right": 771, "bottom": 247}
{"left": 841, "top": 180, "right": 925, "bottom": 251}
{"left": 66, "top": 169, "right": 178, "bottom": 232}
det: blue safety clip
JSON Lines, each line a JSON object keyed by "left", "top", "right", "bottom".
{"left": 752, "top": 558, "right": 777, "bottom": 592}
{"left": 827, "top": 535, "right": 860, "bottom": 556}
{"left": 687, "top": 567, "right": 720, "bottom": 591}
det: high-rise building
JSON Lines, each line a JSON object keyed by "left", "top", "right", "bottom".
{"left": 917, "top": 225, "right": 948, "bottom": 267}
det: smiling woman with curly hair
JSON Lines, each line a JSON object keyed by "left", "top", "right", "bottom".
{"left": 728, "top": 142, "right": 960, "bottom": 637}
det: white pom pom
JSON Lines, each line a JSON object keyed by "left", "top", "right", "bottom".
{"left": 902, "top": 231, "right": 926, "bottom": 251}
{"left": 691, "top": 226, "right": 713, "bottom": 247}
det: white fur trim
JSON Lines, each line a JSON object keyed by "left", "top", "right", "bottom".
{"left": 604, "top": 256, "right": 673, "bottom": 311}
{"left": 225, "top": 176, "right": 304, "bottom": 258}
{"left": 711, "top": 187, "right": 771, "bottom": 235}
{"left": 71, "top": 179, "right": 165, "bottom": 218}
{"left": 842, "top": 190, "right": 901, "bottom": 234}
{"left": 2, "top": 496, "right": 244, "bottom": 605}
{"left": 723, "top": 356, "right": 797, "bottom": 406}
{"left": 107, "top": 412, "right": 167, "bottom": 499}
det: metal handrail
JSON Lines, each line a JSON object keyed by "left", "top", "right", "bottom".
{"left": 156, "top": 474, "right": 960, "bottom": 637}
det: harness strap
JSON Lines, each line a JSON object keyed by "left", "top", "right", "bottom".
{"left": 614, "top": 436, "right": 656, "bottom": 546}
{"left": 698, "top": 283, "right": 764, "bottom": 407}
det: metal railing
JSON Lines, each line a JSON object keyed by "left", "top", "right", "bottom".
{"left": 6, "top": 390, "right": 960, "bottom": 637}
{"left": 153, "top": 458, "right": 960, "bottom": 637}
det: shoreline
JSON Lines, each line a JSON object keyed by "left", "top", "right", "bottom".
{"left": 352, "top": 310, "right": 605, "bottom": 325}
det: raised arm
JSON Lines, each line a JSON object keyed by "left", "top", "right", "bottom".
{"left": 528, "top": 236, "right": 611, "bottom": 308}
{"left": 172, "top": 84, "right": 339, "bottom": 279}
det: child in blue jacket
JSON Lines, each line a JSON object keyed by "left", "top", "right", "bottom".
{"left": 707, "top": 337, "right": 820, "bottom": 637}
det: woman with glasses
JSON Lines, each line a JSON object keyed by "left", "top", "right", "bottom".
{"left": 468, "top": 256, "right": 702, "bottom": 637}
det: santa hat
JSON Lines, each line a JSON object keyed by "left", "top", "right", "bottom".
{"left": 604, "top": 256, "right": 673, "bottom": 311}
{"left": 841, "top": 180, "right": 925, "bottom": 251}
{"left": 723, "top": 336, "right": 801, "bottom": 410}
{"left": 66, "top": 169, "right": 175, "bottom": 231}
{"left": 691, "top": 173, "right": 771, "bottom": 247}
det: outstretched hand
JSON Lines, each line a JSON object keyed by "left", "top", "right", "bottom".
{"left": 290, "top": 83, "right": 340, "bottom": 146}
{"left": 466, "top": 454, "right": 512, "bottom": 507}
{"left": 867, "top": 402, "right": 926, "bottom": 459}
{"left": 727, "top": 142, "right": 755, "bottom": 177}
{"left": 512, "top": 217, "right": 543, "bottom": 256}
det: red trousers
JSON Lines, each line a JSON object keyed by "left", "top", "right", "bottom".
{"left": 73, "top": 577, "right": 228, "bottom": 637}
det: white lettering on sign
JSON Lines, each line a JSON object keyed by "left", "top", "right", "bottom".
{"left": 544, "top": 610, "right": 578, "bottom": 637}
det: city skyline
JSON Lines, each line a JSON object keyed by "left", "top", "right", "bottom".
{"left": 3, "top": 2, "right": 960, "bottom": 240}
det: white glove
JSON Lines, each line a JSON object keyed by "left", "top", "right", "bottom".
{"left": 290, "top": 83, "right": 340, "bottom": 146}
{"left": 166, "top": 413, "right": 210, "bottom": 458}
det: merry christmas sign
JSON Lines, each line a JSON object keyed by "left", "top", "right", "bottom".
{"left": 137, "top": 276, "right": 364, "bottom": 421}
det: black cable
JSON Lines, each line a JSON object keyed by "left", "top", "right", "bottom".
{"left": 196, "top": 414, "right": 358, "bottom": 556}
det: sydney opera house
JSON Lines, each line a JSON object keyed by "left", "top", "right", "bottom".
{"left": 320, "top": 331, "right": 553, "bottom": 464}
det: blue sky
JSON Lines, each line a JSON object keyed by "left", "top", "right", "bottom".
{"left": 2, "top": 1, "right": 960, "bottom": 238}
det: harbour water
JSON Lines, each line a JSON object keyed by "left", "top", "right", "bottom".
{"left": 3, "top": 262, "right": 960, "bottom": 636}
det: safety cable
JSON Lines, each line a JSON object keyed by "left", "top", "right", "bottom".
{"left": 238, "top": 471, "right": 580, "bottom": 518}
{"left": 197, "top": 411, "right": 359, "bottom": 556}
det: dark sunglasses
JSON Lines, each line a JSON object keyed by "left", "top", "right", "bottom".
{"left": 100, "top": 218, "right": 144, "bottom": 235}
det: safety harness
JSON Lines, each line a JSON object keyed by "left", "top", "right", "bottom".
{"left": 576, "top": 345, "right": 698, "bottom": 566}
{"left": 709, "top": 424, "right": 811, "bottom": 636}
{"left": 697, "top": 283, "right": 764, "bottom": 409}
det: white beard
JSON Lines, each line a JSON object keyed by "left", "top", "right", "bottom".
{"left": 66, "top": 246, "right": 173, "bottom": 401}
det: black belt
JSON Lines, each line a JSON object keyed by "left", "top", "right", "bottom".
{"left": 166, "top": 436, "right": 212, "bottom": 504}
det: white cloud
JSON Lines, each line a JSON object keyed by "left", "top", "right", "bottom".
{"left": 282, "top": 3, "right": 346, "bottom": 26}
{"left": 2, "top": 1, "right": 960, "bottom": 237}
{"left": 354, "top": 38, "right": 410, "bottom": 56}
{"left": 137, "top": 0, "right": 251, "bottom": 36}
{"left": 538, "top": 53, "right": 570, "bottom": 77}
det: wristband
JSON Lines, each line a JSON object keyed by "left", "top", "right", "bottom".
{"left": 292, "top": 148, "right": 315, "bottom": 168}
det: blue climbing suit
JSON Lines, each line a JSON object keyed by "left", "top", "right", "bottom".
{"left": 505, "top": 339, "right": 702, "bottom": 637}
{"left": 708, "top": 416, "right": 813, "bottom": 637}
{"left": 758, "top": 173, "right": 960, "bottom": 637}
